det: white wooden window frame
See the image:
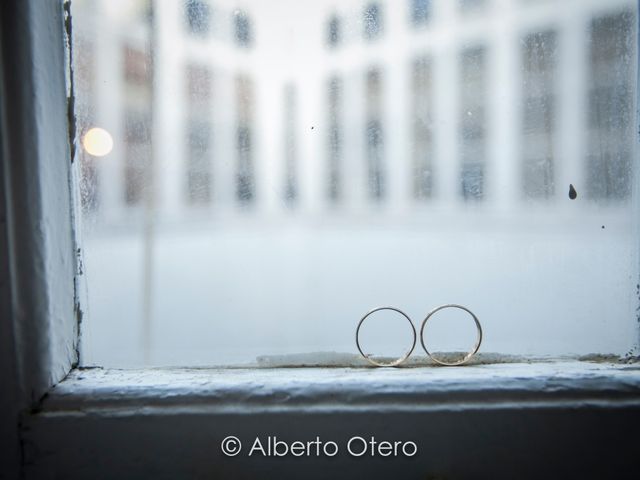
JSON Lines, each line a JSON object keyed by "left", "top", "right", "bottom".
{"left": 1, "top": 1, "right": 640, "bottom": 479}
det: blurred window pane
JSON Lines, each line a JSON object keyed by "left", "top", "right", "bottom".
{"left": 71, "top": 1, "right": 638, "bottom": 367}
{"left": 234, "top": 10, "right": 252, "bottom": 47}
{"left": 236, "top": 74, "right": 254, "bottom": 204}
{"left": 522, "top": 30, "right": 557, "bottom": 199}
{"left": 586, "top": 11, "right": 634, "bottom": 201}
{"left": 412, "top": 56, "right": 434, "bottom": 199}
{"left": 411, "top": 0, "right": 431, "bottom": 26}
{"left": 460, "top": 0, "right": 487, "bottom": 14}
{"left": 283, "top": 84, "right": 298, "bottom": 206}
{"left": 186, "top": 64, "right": 212, "bottom": 104}
{"left": 327, "top": 15, "right": 341, "bottom": 47}
{"left": 366, "top": 68, "right": 385, "bottom": 200}
{"left": 123, "top": 46, "right": 150, "bottom": 85}
{"left": 364, "top": 3, "right": 383, "bottom": 40}
{"left": 459, "top": 46, "right": 486, "bottom": 201}
{"left": 123, "top": 110, "right": 151, "bottom": 205}
{"left": 184, "top": 0, "right": 210, "bottom": 36}
{"left": 186, "top": 120, "right": 212, "bottom": 204}
{"left": 327, "top": 76, "right": 343, "bottom": 203}
{"left": 185, "top": 64, "right": 213, "bottom": 205}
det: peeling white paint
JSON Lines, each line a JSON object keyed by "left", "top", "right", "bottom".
{"left": 1, "top": 2, "right": 78, "bottom": 478}
{"left": 40, "top": 361, "right": 640, "bottom": 415}
{"left": 22, "top": 361, "right": 640, "bottom": 480}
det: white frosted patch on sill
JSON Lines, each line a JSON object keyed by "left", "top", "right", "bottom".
{"left": 254, "top": 351, "right": 545, "bottom": 367}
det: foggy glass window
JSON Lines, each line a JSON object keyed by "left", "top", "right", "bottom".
{"left": 123, "top": 149, "right": 145, "bottom": 206}
{"left": 186, "top": 64, "right": 212, "bottom": 103}
{"left": 328, "top": 76, "right": 343, "bottom": 203}
{"left": 236, "top": 125, "right": 253, "bottom": 203}
{"left": 80, "top": 157, "right": 100, "bottom": 211}
{"left": 366, "top": 68, "right": 384, "bottom": 200}
{"left": 412, "top": 56, "right": 434, "bottom": 200}
{"left": 411, "top": 0, "right": 431, "bottom": 26}
{"left": 186, "top": 121, "right": 212, "bottom": 204}
{"left": 71, "top": 1, "right": 638, "bottom": 368}
{"left": 76, "top": 38, "right": 99, "bottom": 212}
{"left": 522, "top": 31, "right": 557, "bottom": 199}
{"left": 124, "top": 111, "right": 151, "bottom": 144}
{"left": 234, "top": 10, "right": 252, "bottom": 47}
{"left": 123, "top": 46, "right": 150, "bottom": 85}
{"left": 586, "top": 11, "right": 634, "bottom": 201}
{"left": 327, "top": 15, "right": 340, "bottom": 47}
{"left": 460, "top": 0, "right": 487, "bottom": 14}
{"left": 124, "top": 111, "right": 151, "bottom": 205}
{"left": 186, "top": 65, "right": 213, "bottom": 205}
{"left": 366, "top": 120, "right": 384, "bottom": 201}
{"left": 236, "top": 75, "right": 254, "bottom": 204}
{"left": 364, "top": 3, "right": 383, "bottom": 41}
{"left": 122, "top": 39, "right": 152, "bottom": 208}
{"left": 459, "top": 47, "right": 486, "bottom": 201}
{"left": 283, "top": 84, "right": 297, "bottom": 206}
{"left": 184, "top": 0, "right": 210, "bottom": 36}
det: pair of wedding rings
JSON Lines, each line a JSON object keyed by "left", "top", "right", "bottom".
{"left": 356, "top": 304, "right": 483, "bottom": 367}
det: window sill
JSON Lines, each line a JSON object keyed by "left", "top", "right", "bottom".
{"left": 38, "top": 360, "right": 640, "bottom": 414}
{"left": 22, "top": 361, "right": 640, "bottom": 479}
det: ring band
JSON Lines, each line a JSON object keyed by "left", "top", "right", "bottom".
{"left": 356, "top": 306, "right": 417, "bottom": 367}
{"left": 420, "top": 304, "right": 482, "bottom": 366}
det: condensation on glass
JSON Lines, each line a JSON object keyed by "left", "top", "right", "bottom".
{"left": 366, "top": 67, "right": 385, "bottom": 200}
{"left": 459, "top": 0, "right": 486, "bottom": 15}
{"left": 587, "top": 12, "right": 634, "bottom": 201}
{"left": 185, "top": 0, "right": 210, "bottom": 36}
{"left": 186, "top": 64, "right": 213, "bottom": 204}
{"left": 71, "top": 0, "right": 639, "bottom": 367}
{"left": 327, "top": 15, "right": 341, "bottom": 48}
{"left": 459, "top": 46, "right": 486, "bottom": 201}
{"left": 283, "top": 84, "right": 298, "bottom": 206}
{"left": 122, "top": 45, "right": 152, "bottom": 207}
{"left": 363, "top": 2, "right": 383, "bottom": 41}
{"left": 235, "top": 74, "right": 255, "bottom": 204}
{"left": 411, "top": 0, "right": 431, "bottom": 26}
{"left": 412, "top": 56, "right": 434, "bottom": 199}
{"left": 327, "top": 76, "right": 343, "bottom": 203}
{"left": 522, "top": 30, "right": 557, "bottom": 199}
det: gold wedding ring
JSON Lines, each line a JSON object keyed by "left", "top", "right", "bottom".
{"left": 419, "top": 304, "right": 482, "bottom": 366}
{"left": 356, "top": 306, "right": 417, "bottom": 367}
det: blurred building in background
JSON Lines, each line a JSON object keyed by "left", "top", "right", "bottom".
{"left": 74, "top": 0, "right": 636, "bottom": 223}
{"left": 71, "top": 0, "right": 639, "bottom": 366}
